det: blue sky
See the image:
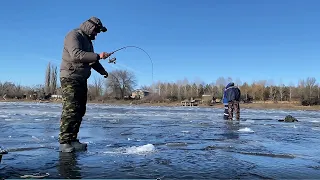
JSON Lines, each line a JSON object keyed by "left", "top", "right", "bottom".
{"left": 0, "top": 0, "right": 319, "bottom": 88}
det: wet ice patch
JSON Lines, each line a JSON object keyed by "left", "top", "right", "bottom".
{"left": 34, "top": 118, "right": 50, "bottom": 121}
{"left": 311, "top": 120, "right": 320, "bottom": 123}
{"left": 241, "top": 120, "right": 255, "bottom": 125}
{"left": 4, "top": 118, "right": 21, "bottom": 121}
{"left": 103, "top": 144, "right": 156, "bottom": 155}
{"left": 283, "top": 125, "right": 298, "bottom": 129}
{"left": 166, "top": 142, "right": 188, "bottom": 147}
{"left": 244, "top": 120, "right": 255, "bottom": 123}
{"left": 92, "top": 116, "right": 107, "bottom": 119}
{"left": 108, "top": 119, "right": 120, "bottom": 123}
{"left": 127, "top": 137, "right": 141, "bottom": 142}
{"left": 125, "top": 144, "right": 155, "bottom": 154}
{"left": 238, "top": 127, "right": 254, "bottom": 133}
{"left": 312, "top": 127, "right": 320, "bottom": 131}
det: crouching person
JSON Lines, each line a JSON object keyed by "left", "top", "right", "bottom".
{"left": 225, "top": 82, "right": 241, "bottom": 120}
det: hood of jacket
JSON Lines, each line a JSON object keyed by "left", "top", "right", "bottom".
{"left": 79, "top": 17, "right": 103, "bottom": 37}
{"left": 225, "top": 82, "right": 234, "bottom": 89}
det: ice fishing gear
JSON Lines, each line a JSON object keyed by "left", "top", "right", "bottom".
{"left": 108, "top": 57, "right": 117, "bottom": 64}
{"left": 0, "top": 148, "right": 8, "bottom": 163}
{"left": 105, "top": 45, "right": 154, "bottom": 83}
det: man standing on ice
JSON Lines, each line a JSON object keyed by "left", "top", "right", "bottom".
{"left": 222, "top": 83, "right": 234, "bottom": 120}
{"left": 224, "top": 82, "right": 241, "bottom": 120}
{"left": 59, "top": 17, "right": 111, "bottom": 152}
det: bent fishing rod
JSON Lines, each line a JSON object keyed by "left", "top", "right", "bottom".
{"left": 104, "top": 46, "right": 154, "bottom": 83}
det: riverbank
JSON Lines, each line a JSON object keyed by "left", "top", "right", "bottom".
{"left": 138, "top": 102, "right": 320, "bottom": 111}
{"left": 1, "top": 99, "right": 320, "bottom": 111}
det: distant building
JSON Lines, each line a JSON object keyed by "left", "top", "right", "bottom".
{"left": 131, "top": 89, "right": 150, "bottom": 99}
{"left": 51, "top": 95, "right": 62, "bottom": 99}
{"left": 201, "top": 94, "right": 219, "bottom": 105}
{"left": 202, "top": 94, "right": 214, "bottom": 102}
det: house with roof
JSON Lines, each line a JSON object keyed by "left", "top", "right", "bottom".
{"left": 131, "top": 89, "right": 150, "bottom": 99}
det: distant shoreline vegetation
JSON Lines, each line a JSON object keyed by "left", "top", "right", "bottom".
{"left": 1, "top": 99, "right": 320, "bottom": 111}
{"left": 1, "top": 63, "right": 320, "bottom": 109}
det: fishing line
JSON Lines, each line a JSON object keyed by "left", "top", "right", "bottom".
{"left": 106, "top": 46, "right": 154, "bottom": 85}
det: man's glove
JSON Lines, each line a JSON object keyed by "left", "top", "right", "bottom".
{"left": 99, "top": 52, "right": 111, "bottom": 60}
{"left": 103, "top": 71, "right": 108, "bottom": 78}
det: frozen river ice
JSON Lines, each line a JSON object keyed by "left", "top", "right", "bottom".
{"left": 0, "top": 102, "right": 320, "bottom": 179}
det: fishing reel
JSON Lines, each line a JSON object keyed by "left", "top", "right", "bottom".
{"left": 108, "top": 57, "right": 116, "bottom": 64}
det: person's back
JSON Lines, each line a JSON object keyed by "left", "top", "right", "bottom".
{"left": 223, "top": 82, "right": 234, "bottom": 120}
{"left": 224, "top": 83, "right": 241, "bottom": 120}
{"left": 225, "top": 86, "right": 241, "bottom": 102}
{"left": 60, "top": 20, "right": 101, "bottom": 81}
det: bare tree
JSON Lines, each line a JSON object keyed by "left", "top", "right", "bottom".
{"left": 317, "top": 84, "right": 320, "bottom": 99}
{"left": 251, "top": 83, "right": 258, "bottom": 100}
{"left": 156, "top": 83, "right": 166, "bottom": 98}
{"left": 166, "top": 83, "right": 173, "bottom": 97}
{"left": 240, "top": 82, "right": 250, "bottom": 100}
{"left": 288, "top": 82, "right": 295, "bottom": 102}
{"left": 215, "top": 77, "right": 226, "bottom": 98}
{"left": 140, "top": 85, "right": 153, "bottom": 92}
{"left": 257, "top": 80, "right": 266, "bottom": 101}
{"left": 106, "top": 69, "right": 137, "bottom": 99}
{"left": 91, "top": 76, "right": 104, "bottom": 99}
{"left": 177, "top": 84, "right": 182, "bottom": 100}
{"left": 191, "top": 83, "right": 198, "bottom": 98}
{"left": 235, "top": 78, "right": 242, "bottom": 86}
{"left": 45, "top": 62, "right": 51, "bottom": 94}
{"left": 279, "top": 83, "right": 285, "bottom": 101}
{"left": 298, "top": 79, "right": 305, "bottom": 95}
{"left": 1, "top": 82, "right": 15, "bottom": 98}
{"left": 227, "top": 77, "right": 233, "bottom": 83}
{"left": 305, "top": 77, "right": 316, "bottom": 100}
{"left": 197, "top": 83, "right": 205, "bottom": 97}
{"left": 203, "top": 84, "right": 212, "bottom": 95}
{"left": 50, "top": 64, "right": 57, "bottom": 94}
{"left": 269, "top": 85, "right": 274, "bottom": 101}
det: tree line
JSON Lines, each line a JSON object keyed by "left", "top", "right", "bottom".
{"left": 0, "top": 63, "right": 319, "bottom": 106}
{"left": 137, "top": 77, "right": 319, "bottom": 106}
{"left": 0, "top": 63, "right": 138, "bottom": 101}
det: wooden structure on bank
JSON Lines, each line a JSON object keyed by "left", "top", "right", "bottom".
{"left": 181, "top": 98, "right": 200, "bottom": 106}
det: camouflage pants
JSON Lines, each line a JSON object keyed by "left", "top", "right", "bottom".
{"left": 228, "top": 101, "right": 240, "bottom": 120}
{"left": 223, "top": 103, "right": 229, "bottom": 120}
{"left": 59, "top": 77, "right": 87, "bottom": 144}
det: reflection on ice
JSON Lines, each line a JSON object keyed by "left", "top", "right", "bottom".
{"left": 238, "top": 127, "right": 254, "bottom": 133}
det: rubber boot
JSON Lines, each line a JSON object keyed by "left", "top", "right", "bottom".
{"left": 0, "top": 148, "right": 8, "bottom": 163}
{"left": 59, "top": 143, "right": 75, "bottom": 153}
{"left": 71, "top": 140, "right": 87, "bottom": 151}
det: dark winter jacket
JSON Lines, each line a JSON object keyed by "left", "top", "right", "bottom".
{"left": 223, "top": 82, "right": 234, "bottom": 103}
{"left": 225, "top": 83, "right": 241, "bottom": 102}
{"left": 60, "top": 17, "right": 107, "bottom": 81}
